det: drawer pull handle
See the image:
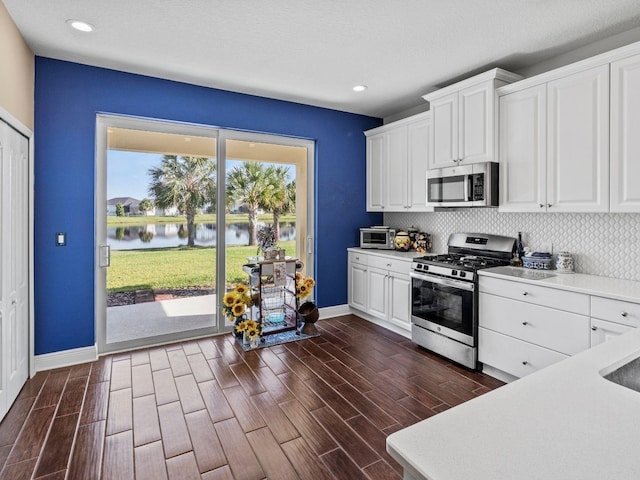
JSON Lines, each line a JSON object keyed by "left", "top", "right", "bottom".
{"left": 539, "top": 204, "right": 544, "bottom": 208}
{"left": 591, "top": 326, "right": 598, "bottom": 331}
{"left": 621, "top": 312, "right": 628, "bottom": 317}
{"left": 387, "top": 263, "right": 391, "bottom": 267}
{"left": 522, "top": 321, "right": 528, "bottom": 326}
{"left": 522, "top": 361, "right": 528, "bottom": 365}
{"left": 522, "top": 291, "right": 529, "bottom": 296}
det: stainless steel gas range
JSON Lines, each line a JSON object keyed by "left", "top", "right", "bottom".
{"left": 410, "top": 233, "right": 516, "bottom": 369}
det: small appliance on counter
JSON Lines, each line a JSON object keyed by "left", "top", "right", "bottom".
{"left": 427, "top": 162, "right": 498, "bottom": 207}
{"left": 360, "top": 226, "right": 396, "bottom": 249}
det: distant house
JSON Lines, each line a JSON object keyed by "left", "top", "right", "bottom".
{"left": 107, "top": 197, "right": 140, "bottom": 216}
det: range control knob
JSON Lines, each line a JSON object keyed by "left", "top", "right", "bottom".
{"left": 459, "top": 271, "right": 466, "bottom": 278}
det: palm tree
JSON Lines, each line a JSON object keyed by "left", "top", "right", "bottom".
{"left": 262, "top": 165, "right": 295, "bottom": 240}
{"left": 148, "top": 155, "right": 216, "bottom": 247}
{"left": 226, "top": 162, "right": 274, "bottom": 246}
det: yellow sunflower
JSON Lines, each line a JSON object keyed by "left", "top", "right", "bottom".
{"left": 295, "top": 272, "right": 303, "bottom": 281}
{"left": 223, "top": 292, "right": 237, "bottom": 307}
{"left": 246, "top": 327, "right": 259, "bottom": 338}
{"left": 299, "top": 284, "right": 308, "bottom": 295}
{"left": 235, "top": 320, "right": 248, "bottom": 332}
{"left": 232, "top": 303, "right": 246, "bottom": 317}
{"left": 235, "top": 284, "right": 248, "bottom": 295}
{"left": 304, "top": 278, "right": 315, "bottom": 288}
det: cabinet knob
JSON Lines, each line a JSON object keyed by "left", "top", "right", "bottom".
{"left": 591, "top": 326, "right": 598, "bottom": 331}
{"left": 547, "top": 204, "right": 552, "bottom": 208}
{"left": 386, "top": 263, "right": 391, "bottom": 267}
{"left": 539, "top": 204, "right": 544, "bottom": 208}
{"left": 522, "top": 291, "right": 529, "bottom": 296}
{"left": 621, "top": 312, "right": 629, "bottom": 317}
{"left": 522, "top": 321, "right": 528, "bottom": 326}
{"left": 522, "top": 361, "right": 528, "bottom": 365}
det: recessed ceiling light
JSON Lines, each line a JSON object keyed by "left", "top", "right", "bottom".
{"left": 66, "top": 19, "right": 94, "bottom": 32}
{"left": 353, "top": 85, "right": 368, "bottom": 92}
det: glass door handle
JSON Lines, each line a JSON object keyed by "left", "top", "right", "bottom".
{"left": 99, "top": 245, "right": 111, "bottom": 267}
{"left": 307, "top": 236, "right": 313, "bottom": 254}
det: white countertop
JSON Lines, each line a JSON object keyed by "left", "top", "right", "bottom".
{"left": 387, "top": 325, "right": 640, "bottom": 480}
{"left": 480, "top": 266, "right": 640, "bottom": 304}
{"left": 347, "top": 247, "right": 431, "bottom": 260}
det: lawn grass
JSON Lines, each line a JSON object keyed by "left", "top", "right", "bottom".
{"left": 107, "top": 241, "right": 296, "bottom": 292}
{"left": 107, "top": 213, "right": 295, "bottom": 226}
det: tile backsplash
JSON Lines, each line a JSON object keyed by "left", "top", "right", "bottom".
{"left": 385, "top": 210, "right": 640, "bottom": 282}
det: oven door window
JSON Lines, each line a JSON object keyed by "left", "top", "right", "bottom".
{"left": 362, "top": 230, "right": 388, "bottom": 246}
{"left": 427, "top": 175, "right": 467, "bottom": 203}
{"left": 411, "top": 277, "right": 474, "bottom": 336}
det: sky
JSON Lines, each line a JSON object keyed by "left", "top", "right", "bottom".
{"left": 107, "top": 150, "right": 294, "bottom": 202}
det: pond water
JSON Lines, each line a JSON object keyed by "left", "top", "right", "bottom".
{"left": 107, "top": 222, "right": 296, "bottom": 250}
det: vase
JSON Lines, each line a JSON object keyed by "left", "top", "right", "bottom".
{"left": 297, "top": 301, "right": 319, "bottom": 335}
{"left": 242, "top": 330, "right": 250, "bottom": 345}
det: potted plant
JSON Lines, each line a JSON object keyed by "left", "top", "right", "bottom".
{"left": 256, "top": 224, "right": 278, "bottom": 259}
{"left": 223, "top": 284, "right": 261, "bottom": 346}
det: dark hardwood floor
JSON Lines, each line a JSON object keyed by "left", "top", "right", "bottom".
{"left": 0, "top": 315, "right": 504, "bottom": 480}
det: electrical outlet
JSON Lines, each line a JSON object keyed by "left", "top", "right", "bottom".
{"left": 56, "top": 232, "right": 66, "bottom": 246}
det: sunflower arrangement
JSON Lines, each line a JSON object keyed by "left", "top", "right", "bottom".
{"left": 223, "top": 284, "right": 253, "bottom": 322}
{"left": 234, "top": 318, "right": 262, "bottom": 340}
{"left": 295, "top": 272, "right": 315, "bottom": 299}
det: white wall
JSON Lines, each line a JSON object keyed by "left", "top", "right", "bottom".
{"left": 385, "top": 210, "right": 640, "bottom": 282}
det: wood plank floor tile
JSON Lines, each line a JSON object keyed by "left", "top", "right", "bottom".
{"left": 299, "top": 355, "right": 346, "bottom": 387}
{"left": 102, "top": 430, "right": 134, "bottom": 480}
{"left": 0, "top": 396, "right": 37, "bottom": 447}
{"left": 79, "top": 381, "right": 110, "bottom": 425}
{"left": 197, "top": 380, "right": 234, "bottom": 424}
{"left": 109, "top": 358, "right": 132, "bottom": 392}
{"left": 0, "top": 444, "right": 12, "bottom": 469}
{"left": 346, "top": 414, "right": 403, "bottom": 473}
{"left": 304, "top": 377, "right": 358, "bottom": 420}
{"left": 364, "top": 390, "right": 420, "bottom": 428}
{"left": 221, "top": 385, "right": 267, "bottom": 432}
{"left": 152, "top": 369, "right": 180, "bottom": 406}
{"left": 240, "top": 350, "right": 264, "bottom": 371}
{"left": 149, "top": 347, "right": 171, "bottom": 371}
{"left": 280, "top": 437, "right": 334, "bottom": 480}
{"left": 277, "top": 372, "right": 325, "bottom": 411}
{"left": 214, "top": 418, "right": 265, "bottom": 480}
{"left": 33, "top": 371, "right": 69, "bottom": 409}
{"left": 208, "top": 358, "right": 240, "bottom": 389}
{"left": 197, "top": 338, "right": 220, "bottom": 360}
{"left": 167, "top": 349, "right": 192, "bottom": 377}
{"left": 181, "top": 340, "right": 202, "bottom": 356}
{"left": 69, "top": 362, "right": 91, "bottom": 378}
{"left": 0, "top": 458, "right": 37, "bottom": 480}
{"left": 249, "top": 391, "right": 299, "bottom": 443}
{"left": 89, "top": 357, "right": 112, "bottom": 384}
{"left": 184, "top": 410, "right": 226, "bottom": 473}
{"left": 363, "top": 460, "right": 403, "bottom": 480}
{"left": 106, "top": 388, "right": 133, "bottom": 436}
{"left": 214, "top": 339, "right": 243, "bottom": 365}
{"left": 228, "top": 362, "right": 266, "bottom": 397}
{"left": 325, "top": 358, "right": 375, "bottom": 392}
{"left": 257, "top": 348, "right": 290, "bottom": 375}
{"left": 131, "top": 364, "right": 155, "bottom": 398}
{"left": 33, "top": 469, "right": 66, "bottom": 479}
{"left": 275, "top": 351, "right": 315, "bottom": 380}
{"left": 251, "top": 366, "right": 295, "bottom": 404}
{"left": 56, "top": 376, "right": 88, "bottom": 417}
{"left": 175, "top": 375, "right": 206, "bottom": 414}
{"left": 351, "top": 364, "right": 406, "bottom": 401}
{"left": 378, "top": 369, "right": 445, "bottom": 408}
{"left": 157, "top": 402, "right": 192, "bottom": 459}
{"left": 333, "top": 383, "right": 398, "bottom": 430}
{"left": 200, "top": 465, "right": 234, "bottom": 480}
{"left": 311, "top": 406, "right": 378, "bottom": 468}
{"left": 185, "top": 353, "right": 214, "bottom": 383}
{"left": 279, "top": 399, "right": 338, "bottom": 455}
{"left": 134, "top": 441, "right": 168, "bottom": 480}
{"left": 33, "top": 413, "right": 79, "bottom": 477}
{"left": 397, "top": 395, "right": 439, "bottom": 420}
{"left": 130, "top": 350, "right": 150, "bottom": 367}
{"left": 67, "top": 420, "right": 105, "bottom": 480}
{"left": 245, "top": 427, "right": 299, "bottom": 480}
{"left": 320, "top": 447, "right": 370, "bottom": 480}
{"left": 165, "top": 451, "right": 201, "bottom": 479}
{"left": 16, "top": 371, "right": 47, "bottom": 399}
{"left": 132, "top": 395, "right": 161, "bottom": 447}
{"left": 6, "top": 406, "right": 55, "bottom": 465}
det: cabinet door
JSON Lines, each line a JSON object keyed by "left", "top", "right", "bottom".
{"left": 498, "top": 84, "right": 547, "bottom": 212}
{"left": 348, "top": 262, "right": 368, "bottom": 312}
{"left": 366, "top": 134, "right": 385, "bottom": 211}
{"left": 389, "top": 273, "right": 411, "bottom": 330}
{"left": 407, "top": 118, "right": 433, "bottom": 211}
{"left": 367, "top": 267, "right": 388, "bottom": 320}
{"left": 458, "top": 81, "right": 493, "bottom": 165}
{"left": 547, "top": 65, "right": 610, "bottom": 212}
{"left": 430, "top": 92, "right": 458, "bottom": 169}
{"left": 384, "top": 127, "right": 408, "bottom": 210}
{"left": 611, "top": 53, "right": 640, "bottom": 212}
{"left": 590, "top": 318, "right": 634, "bottom": 347}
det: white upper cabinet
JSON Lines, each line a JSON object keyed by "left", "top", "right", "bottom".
{"left": 424, "top": 68, "right": 522, "bottom": 170}
{"left": 546, "top": 65, "right": 610, "bottom": 212}
{"left": 365, "top": 112, "right": 433, "bottom": 212}
{"left": 610, "top": 53, "right": 640, "bottom": 212}
{"left": 499, "top": 84, "right": 547, "bottom": 212}
{"left": 498, "top": 65, "right": 610, "bottom": 212}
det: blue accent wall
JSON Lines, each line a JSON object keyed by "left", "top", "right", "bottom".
{"left": 34, "top": 57, "right": 382, "bottom": 355}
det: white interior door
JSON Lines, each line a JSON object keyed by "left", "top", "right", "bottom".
{"left": 0, "top": 117, "right": 30, "bottom": 422}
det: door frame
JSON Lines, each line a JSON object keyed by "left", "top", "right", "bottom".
{"left": 0, "top": 105, "right": 35, "bottom": 380}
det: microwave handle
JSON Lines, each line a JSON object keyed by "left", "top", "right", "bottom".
{"left": 464, "top": 175, "right": 471, "bottom": 201}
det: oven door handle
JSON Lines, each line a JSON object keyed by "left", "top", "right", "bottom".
{"left": 410, "top": 271, "right": 475, "bottom": 291}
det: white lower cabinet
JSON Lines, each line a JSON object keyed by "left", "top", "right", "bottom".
{"left": 590, "top": 296, "right": 640, "bottom": 347}
{"left": 348, "top": 250, "right": 412, "bottom": 332}
{"left": 479, "top": 276, "right": 590, "bottom": 379}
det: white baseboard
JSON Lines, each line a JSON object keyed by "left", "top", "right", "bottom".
{"left": 34, "top": 345, "right": 98, "bottom": 372}
{"left": 319, "top": 304, "right": 351, "bottom": 319}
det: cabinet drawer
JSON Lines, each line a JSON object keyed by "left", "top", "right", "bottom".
{"left": 591, "top": 296, "right": 640, "bottom": 327}
{"left": 590, "top": 318, "right": 634, "bottom": 347}
{"left": 349, "top": 251, "right": 369, "bottom": 266}
{"left": 479, "top": 327, "right": 568, "bottom": 379}
{"left": 479, "top": 293, "right": 589, "bottom": 355}
{"left": 367, "top": 254, "right": 411, "bottom": 275}
{"left": 479, "top": 276, "right": 589, "bottom": 315}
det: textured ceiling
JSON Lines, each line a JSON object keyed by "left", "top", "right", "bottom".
{"left": 5, "top": 0, "right": 640, "bottom": 118}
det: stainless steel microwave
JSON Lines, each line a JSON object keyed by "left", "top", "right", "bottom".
{"left": 427, "top": 162, "right": 499, "bottom": 207}
{"left": 360, "top": 227, "right": 396, "bottom": 249}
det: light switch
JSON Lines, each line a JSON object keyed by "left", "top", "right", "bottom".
{"left": 56, "top": 232, "right": 66, "bottom": 246}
